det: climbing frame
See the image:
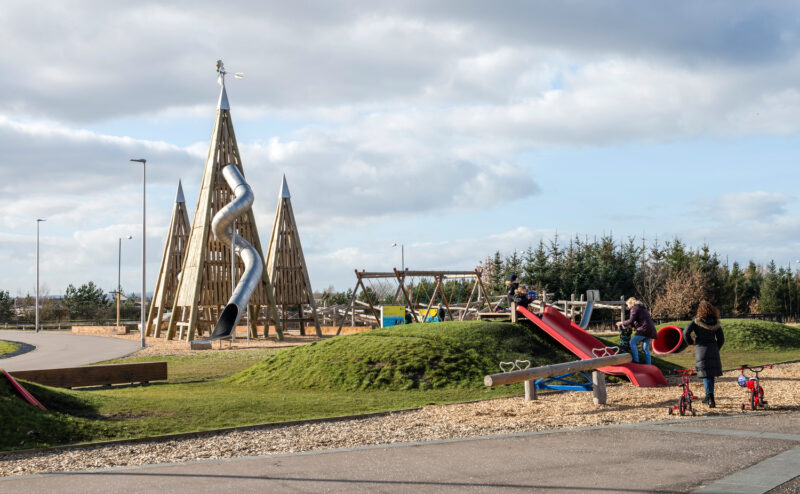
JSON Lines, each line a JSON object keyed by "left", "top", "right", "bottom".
{"left": 145, "top": 181, "right": 190, "bottom": 337}
{"left": 165, "top": 81, "right": 282, "bottom": 341}
{"left": 265, "top": 175, "right": 322, "bottom": 336}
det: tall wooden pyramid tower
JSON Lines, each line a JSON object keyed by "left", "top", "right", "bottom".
{"left": 265, "top": 175, "right": 322, "bottom": 336}
{"left": 166, "top": 71, "right": 282, "bottom": 341}
{"left": 145, "top": 181, "right": 190, "bottom": 338}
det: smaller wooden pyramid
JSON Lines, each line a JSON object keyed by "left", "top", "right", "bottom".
{"left": 145, "top": 181, "right": 190, "bottom": 337}
{"left": 265, "top": 175, "right": 322, "bottom": 336}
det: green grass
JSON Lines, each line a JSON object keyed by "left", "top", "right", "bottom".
{"left": 231, "top": 321, "right": 574, "bottom": 390}
{"left": 0, "top": 340, "right": 19, "bottom": 357}
{"left": 0, "top": 377, "right": 117, "bottom": 449}
{"left": 99, "top": 348, "right": 285, "bottom": 383}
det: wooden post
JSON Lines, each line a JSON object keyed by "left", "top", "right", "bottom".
{"left": 436, "top": 275, "right": 455, "bottom": 321}
{"left": 592, "top": 371, "right": 607, "bottom": 405}
{"left": 524, "top": 380, "right": 537, "bottom": 401}
{"left": 337, "top": 273, "right": 362, "bottom": 335}
{"left": 511, "top": 302, "right": 518, "bottom": 323}
{"left": 620, "top": 295, "right": 625, "bottom": 324}
{"left": 570, "top": 293, "right": 575, "bottom": 319}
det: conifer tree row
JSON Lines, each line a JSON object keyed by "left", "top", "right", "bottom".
{"left": 477, "top": 235, "right": 800, "bottom": 320}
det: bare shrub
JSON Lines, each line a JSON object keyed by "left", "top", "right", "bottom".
{"left": 651, "top": 269, "right": 707, "bottom": 320}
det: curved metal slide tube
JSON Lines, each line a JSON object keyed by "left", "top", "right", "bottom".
{"left": 210, "top": 164, "right": 263, "bottom": 340}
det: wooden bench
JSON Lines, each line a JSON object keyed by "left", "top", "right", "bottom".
{"left": 10, "top": 362, "right": 168, "bottom": 388}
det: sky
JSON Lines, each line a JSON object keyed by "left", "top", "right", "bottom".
{"left": 1, "top": 1, "right": 800, "bottom": 297}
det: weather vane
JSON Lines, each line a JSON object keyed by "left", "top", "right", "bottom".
{"left": 216, "top": 59, "right": 244, "bottom": 86}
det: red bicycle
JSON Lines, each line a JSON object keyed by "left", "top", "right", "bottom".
{"left": 738, "top": 364, "right": 772, "bottom": 411}
{"left": 668, "top": 369, "right": 696, "bottom": 416}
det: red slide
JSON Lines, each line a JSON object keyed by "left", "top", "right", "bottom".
{"left": 517, "top": 305, "right": 667, "bottom": 387}
{"left": 2, "top": 368, "right": 46, "bottom": 410}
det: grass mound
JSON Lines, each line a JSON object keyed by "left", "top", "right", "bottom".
{"left": 0, "top": 377, "right": 106, "bottom": 450}
{"left": 0, "top": 340, "right": 19, "bottom": 357}
{"left": 658, "top": 319, "right": 800, "bottom": 351}
{"left": 231, "top": 321, "right": 574, "bottom": 391}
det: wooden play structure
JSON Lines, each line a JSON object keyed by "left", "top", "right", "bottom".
{"left": 265, "top": 175, "right": 321, "bottom": 337}
{"left": 145, "top": 181, "right": 190, "bottom": 338}
{"left": 165, "top": 69, "right": 282, "bottom": 341}
{"left": 336, "top": 269, "right": 492, "bottom": 334}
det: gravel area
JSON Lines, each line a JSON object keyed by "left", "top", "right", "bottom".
{"left": 2, "top": 363, "right": 799, "bottom": 477}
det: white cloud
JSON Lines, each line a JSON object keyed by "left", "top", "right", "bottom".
{"left": 698, "top": 191, "right": 793, "bottom": 223}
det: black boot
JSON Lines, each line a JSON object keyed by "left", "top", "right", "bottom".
{"left": 708, "top": 394, "right": 715, "bottom": 408}
{"left": 701, "top": 395, "right": 710, "bottom": 405}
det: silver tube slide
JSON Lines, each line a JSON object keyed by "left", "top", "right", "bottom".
{"left": 210, "top": 164, "right": 263, "bottom": 340}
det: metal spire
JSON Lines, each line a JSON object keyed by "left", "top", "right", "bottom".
{"left": 280, "top": 174, "right": 291, "bottom": 199}
{"left": 175, "top": 180, "right": 185, "bottom": 203}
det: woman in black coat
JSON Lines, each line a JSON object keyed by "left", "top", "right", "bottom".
{"left": 683, "top": 301, "right": 725, "bottom": 408}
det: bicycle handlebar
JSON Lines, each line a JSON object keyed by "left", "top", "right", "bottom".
{"left": 739, "top": 364, "right": 773, "bottom": 373}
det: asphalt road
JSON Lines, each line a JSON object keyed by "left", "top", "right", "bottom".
{"left": 0, "top": 330, "right": 141, "bottom": 371}
{"left": 1, "top": 412, "right": 798, "bottom": 493}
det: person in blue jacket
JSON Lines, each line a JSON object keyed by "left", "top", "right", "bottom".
{"left": 683, "top": 301, "right": 724, "bottom": 408}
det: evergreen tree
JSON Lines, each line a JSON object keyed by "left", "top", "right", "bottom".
{"left": 62, "top": 282, "right": 109, "bottom": 319}
{"left": 696, "top": 244, "right": 723, "bottom": 306}
{"left": 521, "top": 245, "right": 536, "bottom": 286}
{"left": 743, "top": 261, "right": 762, "bottom": 312}
{"left": 723, "top": 262, "right": 745, "bottom": 314}
{"left": 504, "top": 250, "right": 523, "bottom": 284}
{"left": 529, "top": 240, "right": 549, "bottom": 293}
{"left": 759, "top": 261, "right": 782, "bottom": 313}
{"left": 489, "top": 251, "right": 505, "bottom": 294}
{"left": 0, "top": 290, "right": 12, "bottom": 322}
{"left": 665, "top": 239, "right": 692, "bottom": 275}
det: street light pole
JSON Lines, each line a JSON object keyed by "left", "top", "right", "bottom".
{"left": 130, "top": 158, "right": 147, "bottom": 348}
{"left": 392, "top": 243, "right": 405, "bottom": 271}
{"left": 117, "top": 235, "right": 133, "bottom": 328}
{"left": 35, "top": 219, "right": 45, "bottom": 332}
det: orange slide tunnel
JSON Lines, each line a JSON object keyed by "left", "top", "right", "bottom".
{"left": 651, "top": 325, "right": 688, "bottom": 355}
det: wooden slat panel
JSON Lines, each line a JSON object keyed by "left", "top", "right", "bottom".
{"left": 10, "top": 362, "right": 168, "bottom": 388}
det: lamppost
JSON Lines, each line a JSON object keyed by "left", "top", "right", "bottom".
{"left": 35, "top": 218, "right": 45, "bottom": 332}
{"left": 392, "top": 243, "right": 405, "bottom": 272}
{"left": 117, "top": 235, "right": 133, "bottom": 328}
{"left": 130, "top": 158, "right": 147, "bottom": 348}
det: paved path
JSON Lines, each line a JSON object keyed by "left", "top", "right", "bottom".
{"left": 0, "top": 330, "right": 141, "bottom": 371}
{"left": 1, "top": 412, "right": 798, "bottom": 493}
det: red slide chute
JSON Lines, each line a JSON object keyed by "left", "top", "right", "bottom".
{"left": 516, "top": 305, "right": 667, "bottom": 387}
{"left": 652, "top": 325, "right": 687, "bottom": 355}
{"left": 2, "top": 368, "right": 46, "bottom": 410}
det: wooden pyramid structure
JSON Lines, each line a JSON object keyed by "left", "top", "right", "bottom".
{"left": 265, "top": 175, "right": 322, "bottom": 336}
{"left": 166, "top": 74, "right": 282, "bottom": 341}
{"left": 145, "top": 181, "right": 190, "bottom": 338}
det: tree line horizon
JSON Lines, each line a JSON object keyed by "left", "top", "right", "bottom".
{"left": 2, "top": 234, "right": 798, "bottom": 323}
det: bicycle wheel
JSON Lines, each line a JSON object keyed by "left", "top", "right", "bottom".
{"left": 750, "top": 391, "right": 756, "bottom": 410}
{"left": 757, "top": 388, "right": 765, "bottom": 408}
{"left": 679, "top": 396, "right": 687, "bottom": 416}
